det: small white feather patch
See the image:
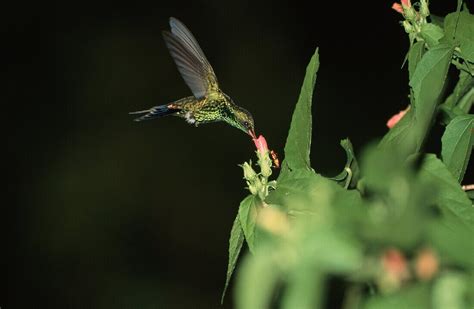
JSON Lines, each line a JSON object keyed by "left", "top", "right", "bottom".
{"left": 185, "top": 111, "right": 196, "bottom": 124}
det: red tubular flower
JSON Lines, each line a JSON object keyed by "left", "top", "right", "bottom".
{"left": 392, "top": 0, "right": 411, "bottom": 14}
{"left": 253, "top": 135, "right": 269, "bottom": 155}
{"left": 392, "top": 3, "right": 404, "bottom": 14}
{"left": 387, "top": 106, "right": 410, "bottom": 129}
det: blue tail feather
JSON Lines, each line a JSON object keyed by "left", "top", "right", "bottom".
{"left": 129, "top": 105, "right": 178, "bottom": 122}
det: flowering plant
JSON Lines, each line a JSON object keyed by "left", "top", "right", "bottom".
{"left": 222, "top": 1, "right": 474, "bottom": 307}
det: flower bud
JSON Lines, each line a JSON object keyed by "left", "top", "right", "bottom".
{"left": 387, "top": 106, "right": 410, "bottom": 129}
{"left": 392, "top": 3, "right": 403, "bottom": 14}
{"left": 400, "top": 0, "right": 416, "bottom": 21}
{"left": 241, "top": 161, "right": 258, "bottom": 182}
{"left": 257, "top": 151, "right": 273, "bottom": 178}
{"left": 248, "top": 182, "right": 259, "bottom": 196}
{"left": 419, "top": 0, "right": 430, "bottom": 18}
{"left": 402, "top": 21, "right": 414, "bottom": 33}
{"left": 401, "top": 0, "right": 411, "bottom": 7}
{"left": 403, "top": 6, "right": 417, "bottom": 21}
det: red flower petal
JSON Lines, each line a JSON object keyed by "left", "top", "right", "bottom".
{"left": 387, "top": 106, "right": 410, "bottom": 129}
{"left": 401, "top": 0, "right": 411, "bottom": 8}
{"left": 392, "top": 3, "right": 404, "bottom": 14}
{"left": 253, "top": 135, "right": 269, "bottom": 154}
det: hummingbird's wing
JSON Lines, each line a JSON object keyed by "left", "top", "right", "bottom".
{"left": 163, "top": 17, "right": 219, "bottom": 99}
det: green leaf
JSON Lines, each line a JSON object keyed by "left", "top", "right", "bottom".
{"left": 299, "top": 227, "right": 363, "bottom": 274}
{"left": 441, "top": 115, "right": 473, "bottom": 182}
{"left": 410, "top": 44, "right": 454, "bottom": 145}
{"left": 357, "top": 146, "right": 430, "bottom": 248}
{"left": 363, "top": 284, "right": 430, "bottom": 309}
{"left": 420, "top": 23, "right": 444, "bottom": 48}
{"left": 429, "top": 216, "right": 474, "bottom": 269}
{"left": 268, "top": 170, "right": 332, "bottom": 215}
{"left": 408, "top": 41, "right": 426, "bottom": 81}
{"left": 238, "top": 195, "right": 260, "bottom": 253}
{"left": 419, "top": 155, "right": 474, "bottom": 230}
{"left": 444, "top": 11, "right": 474, "bottom": 62}
{"left": 281, "top": 48, "right": 320, "bottom": 174}
{"left": 410, "top": 44, "right": 454, "bottom": 122}
{"left": 442, "top": 70, "right": 474, "bottom": 109}
{"left": 221, "top": 213, "right": 245, "bottom": 304}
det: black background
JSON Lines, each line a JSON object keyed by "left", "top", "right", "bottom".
{"left": 5, "top": 0, "right": 472, "bottom": 308}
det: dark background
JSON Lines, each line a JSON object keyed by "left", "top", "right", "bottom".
{"left": 5, "top": 0, "right": 472, "bottom": 308}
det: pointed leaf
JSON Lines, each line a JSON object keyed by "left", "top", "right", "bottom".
{"left": 281, "top": 48, "right": 320, "bottom": 174}
{"left": 408, "top": 41, "right": 425, "bottom": 81}
{"left": 444, "top": 11, "right": 474, "bottom": 63}
{"left": 238, "top": 195, "right": 260, "bottom": 253}
{"left": 221, "top": 213, "right": 245, "bottom": 304}
{"left": 381, "top": 45, "right": 454, "bottom": 157}
{"left": 410, "top": 44, "right": 454, "bottom": 126}
{"left": 420, "top": 23, "right": 444, "bottom": 48}
{"left": 441, "top": 115, "right": 473, "bottom": 182}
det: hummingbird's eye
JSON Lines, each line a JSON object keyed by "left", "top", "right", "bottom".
{"left": 243, "top": 121, "right": 250, "bottom": 128}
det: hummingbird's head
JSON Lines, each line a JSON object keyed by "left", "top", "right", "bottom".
{"left": 234, "top": 106, "right": 256, "bottom": 139}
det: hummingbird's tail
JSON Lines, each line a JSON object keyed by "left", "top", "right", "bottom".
{"left": 129, "top": 104, "right": 178, "bottom": 122}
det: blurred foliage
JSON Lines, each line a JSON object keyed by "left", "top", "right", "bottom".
{"left": 227, "top": 3, "right": 474, "bottom": 308}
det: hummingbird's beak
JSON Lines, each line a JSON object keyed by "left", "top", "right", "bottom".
{"left": 248, "top": 129, "right": 257, "bottom": 139}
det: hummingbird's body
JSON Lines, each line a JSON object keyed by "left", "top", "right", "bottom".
{"left": 130, "top": 17, "right": 256, "bottom": 138}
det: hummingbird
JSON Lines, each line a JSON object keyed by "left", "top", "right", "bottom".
{"left": 130, "top": 17, "right": 256, "bottom": 138}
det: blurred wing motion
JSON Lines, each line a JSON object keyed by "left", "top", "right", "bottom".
{"left": 163, "top": 17, "right": 219, "bottom": 99}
